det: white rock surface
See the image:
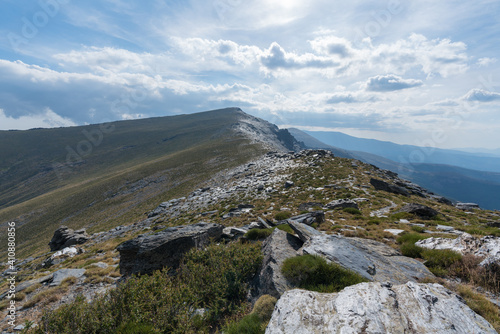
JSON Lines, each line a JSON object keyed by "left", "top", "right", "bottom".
{"left": 266, "top": 282, "right": 496, "bottom": 334}
{"left": 416, "top": 233, "right": 500, "bottom": 266}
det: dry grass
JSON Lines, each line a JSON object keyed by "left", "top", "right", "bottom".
{"left": 456, "top": 285, "right": 500, "bottom": 332}
{"left": 23, "top": 286, "right": 68, "bottom": 309}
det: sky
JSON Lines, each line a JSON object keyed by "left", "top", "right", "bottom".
{"left": 0, "top": 0, "right": 499, "bottom": 149}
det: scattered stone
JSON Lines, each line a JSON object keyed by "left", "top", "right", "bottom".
{"left": 201, "top": 210, "right": 218, "bottom": 216}
{"left": 456, "top": 202, "right": 481, "bottom": 211}
{"left": 436, "top": 225, "right": 455, "bottom": 232}
{"left": 49, "top": 226, "right": 89, "bottom": 251}
{"left": 248, "top": 229, "right": 303, "bottom": 302}
{"left": 266, "top": 282, "right": 497, "bottom": 333}
{"left": 91, "top": 262, "right": 109, "bottom": 269}
{"left": 325, "top": 199, "right": 359, "bottom": 210}
{"left": 222, "top": 227, "right": 248, "bottom": 240}
{"left": 284, "top": 181, "right": 294, "bottom": 188}
{"left": 370, "top": 178, "right": 409, "bottom": 196}
{"left": 416, "top": 233, "right": 500, "bottom": 266}
{"left": 398, "top": 203, "right": 438, "bottom": 219}
{"left": 384, "top": 229, "right": 405, "bottom": 235}
{"left": 430, "top": 195, "right": 453, "bottom": 206}
{"left": 288, "top": 211, "right": 324, "bottom": 225}
{"left": 117, "top": 222, "right": 223, "bottom": 276}
{"left": 50, "top": 268, "right": 86, "bottom": 286}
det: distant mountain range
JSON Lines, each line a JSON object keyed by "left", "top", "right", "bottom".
{"left": 288, "top": 128, "right": 500, "bottom": 211}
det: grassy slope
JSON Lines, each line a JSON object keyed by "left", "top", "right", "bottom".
{"left": 0, "top": 108, "right": 266, "bottom": 258}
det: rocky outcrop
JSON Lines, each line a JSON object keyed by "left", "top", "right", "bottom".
{"left": 289, "top": 221, "right": 434, "bottom": 284}
{"left": 288, "top": 211, "right": 324, "bottom": 225}
{"left": 325, "top": 199, "right": 359, "bottom": 210}
{"left": 50, "top": 269, "right": 86, "bottom": 286}
{"left": 370, "top": 178, "right": 409, "bottom": 196}
{"left": 49, "top": 226, "right": 90, "bottom": 251}
{"left": 249, "top": 229, "right": 303, "bottom": 302}
{"left": 398, "top": 203, "right": 439, "bottom": 219}
{"left": 117, "top": 222, "right": 223, "bottom": 276}
{"left": 266, "top": 282, "right": 497, "bottom": 333}
{"left": 456, "top": 202, "right": 481, "bottom": 211}
{"left": 416, "top": 233, "right": 500, "bottom": 266}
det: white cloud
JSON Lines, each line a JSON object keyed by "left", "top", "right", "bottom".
{"left": 0, "top": 108, "right": 77, "bottom": 130}
{"left": 365, "top": 74, "right": 423, "bottom": 92}
{"left": 463, "top": 89, "right": 500, "bottom": 102}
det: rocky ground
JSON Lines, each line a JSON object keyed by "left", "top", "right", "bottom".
{"left": 1, "top": 149, "right": 500, "bottom": 332}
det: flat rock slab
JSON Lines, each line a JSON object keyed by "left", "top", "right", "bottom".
{"left": 50, "top": 269, "right": 86, "bottom": 286}
{"left": 266, "top": 282, "right": 497, "bottom": 334}
{"left": 117, "top": 222, "right": 223, "bottom": 276}
{"left": 384, "top": 229, "right": 405, "bottom": 235}
{"left": 300, "top": 231, "right": 434, "bottom": 284}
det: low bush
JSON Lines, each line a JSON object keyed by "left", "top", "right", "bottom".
{"left": 223, "top": 294, "right": 277, "bottom": 334}
{"left": 422, "top": 249, "right": 462, "bottom": 276}
{"left": 281, "top": 255, "right": 367, "bottom": 293}
{"left": 245, "top": 228, "right": 274, "bottom": 240}
{"left": 34, "top": 242, "right": 263, "bottom": 333}
{"left": 396, "top": 232, "right": 427, "bottom": 245}
{"left": 276, "top": 224, "right": 295, "bottom": 235}
{"left": 342, "top": 207, "right": 361, "bottom": 215}
{"left": 411, "top": 225, "right": 426, "bottom": 233}
{"left": 400, "top": 243, "right": 424, "bottom": 258}
{"left": 274, "top": 212, "right": 292, "bottom": 221}
{"left": 450, "top": 255, "right": 500, "bottom": 293}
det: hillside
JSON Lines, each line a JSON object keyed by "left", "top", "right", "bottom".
{"left": 289, "top": 128, "right": 500, "bottom": 210}
{"left": 1, "top": 148, "right": 499, "bottom": 332}
{"left": 0, "top": 108, "right": 302, "bottom": 258}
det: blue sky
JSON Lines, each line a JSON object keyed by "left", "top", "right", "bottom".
{"left": 0, "top": 0, "right": 499, "bottom": 149}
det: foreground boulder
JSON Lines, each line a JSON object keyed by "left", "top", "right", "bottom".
{"left": 266, "top": 282, "right": 496, "bottom": 333}
{"left": 248, "top": 229, "right": 303, "bottom": 302}
{"left": 416, "top": 233, "right": 500, "bottom": 266}
{"left": 289, "top": 221, "right": 434, "bottom": 284}
{"left": 49, "top": 226, "right": 89, "bottom": 251}
{"left": 117, "top": 222, "right": 223, "bottom": 276}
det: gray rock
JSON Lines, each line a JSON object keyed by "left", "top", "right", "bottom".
{"left": 117, "top": 222, "right": 223, "bottom": 276}
{"left": 297, "top": 226, "right": 433, "bottom": 284}
{"left": 222, "top": 227, "right": 248, "bottom": 240}
{"left": 48, "top": 226, "right": 89, "bottom": 251}
{"left": 249, "top": 229, "right": 303, "bottom": 302}
{"left": 325, "top": 199, "right": 359, "bottom": 210}
{"left": 370, "top": 178, "right": 409, "bottom": 196}
{"left": 50, "top": 268, "right": 86, "bottom": 286}
{"left": 287, "top": 221, "right": 322, "bottom": 242}
{"left": 456, "top": 202, "right": 481, "bottom": 211}
{"left": 416, "top": 233, "right": 500, "bottom": 266}
{"left": 398, "top": 203, "right": 439, "bottom": 219}
{"left": 284, "top": 181, "right": 294, "bottom": 188}
{"left": 288, "top": 211, "right": 324, "bottom": 226}
{"left": 266, "top": 282, "right": 497, "bottom": 333}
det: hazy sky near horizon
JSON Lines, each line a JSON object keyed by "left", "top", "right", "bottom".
{"left": 0, "top": 0, "right": 499, "bottom": 149}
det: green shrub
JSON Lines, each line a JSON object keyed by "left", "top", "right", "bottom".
{"left": 35, "top": 242, "right": 262, "bottom": 333}
{"left": 400, "top": 243, "right": 424, "bottom": 258}
{"left": 411, "top": 225, "right": 426, "bottom": 233}
{"left": 245, "top": 228, "right": 274, "bottom": 240}
{"left": 390, "top": 212, "right": 414, "bottom": 220}
{"left": 281, "top": 255, "right": 367, "bottom": 293}
{"left": 342, "top": 207, "right": 361, "bottom": 215}
{"left": 274, "top": 212, "right": 292, "bottom": 221}
{"left": 396, "top": 232, "right": 427, "bottom": 245}
{"left": 422, "top": 249, "right": 462, "bottom": 276}
{"left": 251, "top": 294, "right": 277, "bottom": 322}
{"left": 276, "top": 224, "right": 294, "bottom": 235}
{"left": 224, "top": 313, "right": 264, "bottom": 334}
{"left": 116, "top": 322, "right": 159, "bottom": 333}
{"left": 367, "top": 219, "right": 381, "bottom": 225}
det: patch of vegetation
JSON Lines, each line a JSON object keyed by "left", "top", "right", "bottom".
{"left": 342, "top": 207, "right": 362, "bottom": 215}
{"left": 396, "top": 232, "right": 428, "bottom": 245}
{"left": 274, "top": 211, "right": 292, "bottom": 221}
{"left": 223, "top": 294, "right": 277, "bottom": 334}
{"left": 411, "top": 225, "right": 426, "bottom": 233}
{"left": 281, "top": 254, "right": 368, "bottom": 293}
{"left": 457, "top": 285, "right": 500, "bottom": 332}
{"left": 390, "top": 212, "right": 414, "bottom": 220}
{"left": 422, "top": 249, "right": 462, "bottom": 276}
{"left": 276, "top": 224, "right": 294, "bottom": 234}
{"left": 245, "top": 228, "right": 274, "bottom": 240}
{"left": 397, "top": 232, "right": 429, "bottom": 258}
{"left": 34, "top": 242, "right": 262, "bottom": 333}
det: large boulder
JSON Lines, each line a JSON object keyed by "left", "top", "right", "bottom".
{"left": 370, "top": 178, "right": 409, "bottom": 196}
{"left": 325, "top": 199, "right": 359, "bottom": 210}
{"left": 266, "top": 282, "right": 496, "bottom": 333}
{"left": 456, "top": 202, "right": 481, "bottom": 211}
{"left": 398, "top": 203, "right": 439, "bottom": 219}
{"left": 117, "top": 222, "right": 223, "bottom": 276}
{"left": 248, "top": 229, "right": 303, "bottom": 302}
{"left": 289, "top": 221, "right": 434, "bottom": 284}
{"left": 416, "top": 233, "right": 500, "bottom": 266}
{"left": 49, "top": 226, "right": 89, "bottom": 251}
{"left": 288, "top": 211, "right": 325, "bottom": 225}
